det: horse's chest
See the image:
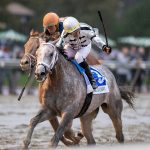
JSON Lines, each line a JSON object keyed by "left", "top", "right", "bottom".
{"left": 40, "top": 97, "right": 61, "bottom": 116}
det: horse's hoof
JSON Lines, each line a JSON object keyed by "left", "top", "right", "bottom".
{"left": 23, "top": 139, "right": 30, "bottom": 150}
{"left": 49, "top": 142, "right": 57, "bottom": 148}
{"left": 21, "top": 146, "right": 29, "bottom": 150}
{"left": 77, "top": 132, "right": 84, "bottom": 139}
{"left": 62, "top": 139, "right": 75, "bottom": 146}
{"left": 65, "top": 141, "right": 75, "bottom": 146}
{"left": 73, "top": 131, "right": 84, "bottom": 144}
{"left": 116, "top": 134, "right": 124, "bottom": 143}
{"left": 49, "top": 136, "right": 59, "bottom": 148}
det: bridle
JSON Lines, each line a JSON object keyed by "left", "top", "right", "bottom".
{"left": 24, "top": 36, "right": 39, "bottom": 69}
{"left": 24, "top": 53, "right": 36, "bottom": 68}
{"left": 36, "top": 42, "right": 58, "bottom": 74}
{"left": 18, "top": 36, "right": 39, "bottom": 101}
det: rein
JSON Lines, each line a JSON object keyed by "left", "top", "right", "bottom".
{"left": 18, "top": 70, "right": 33, "bottom": 101}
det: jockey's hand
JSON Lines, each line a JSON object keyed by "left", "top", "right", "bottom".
{"left": 102, "top": 45, "right": 111, "bottom": 54}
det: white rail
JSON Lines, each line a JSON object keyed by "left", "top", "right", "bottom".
{"left": 0, "top": 59, "right": 150, "bottom": 69}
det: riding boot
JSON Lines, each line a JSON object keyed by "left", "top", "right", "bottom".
{"left": 79, "top": 61, "right": 98, "bottom": 89}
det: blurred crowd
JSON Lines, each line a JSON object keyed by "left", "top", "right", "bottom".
{"left": 0, "top": 41, "right": 23, "bottom": 95}
{"left": 0, "top": 40, "right": 150, "bottom": 95}
{"left": 100, "top": 46, "right": 150, "bottom": 93}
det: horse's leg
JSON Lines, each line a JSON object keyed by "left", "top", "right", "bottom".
{"left": 50, "top": 112, "right": 74, "bottom": 147}
{"left": 63, "top": 122, "right": 84, "bottom": 145}
{"left": 80, "top": 109, "right": 99, "bottom": 145}
{"left": 49, "top": 117, "right": 75, "bottom": 146}
{"left": 101, "top": 100, "right": 124, "bottom": 143}
{"left": 23, "top": 108, "right": 51, "bottom": 149}
{"left": 49, "top": 117, "right": 83, "bottom": 145}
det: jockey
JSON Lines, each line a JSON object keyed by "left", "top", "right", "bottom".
{"left": 42, "top": 12, "right": 64, "bottom": 41}
{"left": 56, "top": 17, "right": 111, "bottom": 90}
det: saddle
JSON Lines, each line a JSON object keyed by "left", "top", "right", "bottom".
{"left": 71, "top": 60, "right": 109, "bottom": 118}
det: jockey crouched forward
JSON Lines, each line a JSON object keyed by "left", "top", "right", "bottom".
{"left": 56, "top": 17, "right": 111, "bottom": 90}
{"left": 42, "top": 12, "right": 64, "bottom": 41}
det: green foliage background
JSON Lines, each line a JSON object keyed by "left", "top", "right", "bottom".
{"left": 0, "top": 0, "right": 150, "bottom": 39}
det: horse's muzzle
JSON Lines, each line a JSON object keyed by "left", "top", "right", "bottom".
{"left": 35, "top": 71, "right": 47, "bottom": 82}
{"left": 20, "top": 57, "right": 30, "bottom": 71}
{"left": 20, "top": 63, "right": 30, "bottom": 71}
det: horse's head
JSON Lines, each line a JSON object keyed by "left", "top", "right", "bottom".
{"left": 20, "top": 29, "right": 40, "bottom": 71}
{"left": 35, "top": 42, "right": 58, "bottom": 82}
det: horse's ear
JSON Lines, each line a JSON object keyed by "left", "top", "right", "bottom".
{"left": 30, "top": 29, "right": 34, "bottom": 35}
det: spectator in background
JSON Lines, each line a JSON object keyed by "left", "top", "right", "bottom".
{"left": 129, "top": 46, "right": 138, "bottom": 84}
{"left": 130, "top": 46, "right": 138, "bottom": 60}
{"left": 116, "top": 46, "right": 131, "bottom": 86}
{"left": 99, "top": 47, "right": 118, "bottom": 77}
{"left": 0, "top": 44, "right": 17, "bottom": 95}
{"left": 130, "top": 47, "right": 146, "bottom": 92}
{"left": 0, "top": 45, "right": 4, "bottom": 94}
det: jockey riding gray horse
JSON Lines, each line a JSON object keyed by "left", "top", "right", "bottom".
{"left": 22, "top": 41, "right": 134, "bottom": 149}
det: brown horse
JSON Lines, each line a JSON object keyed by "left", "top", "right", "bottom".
{"left": 20, "top": 30, "right": 84, "bottom": 146}
{"left": 22, "top": 40, "right": 134, "bottom": 149}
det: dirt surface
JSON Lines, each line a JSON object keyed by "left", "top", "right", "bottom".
{"left": 0, "top": 93, "right": 150, "bottom": 150}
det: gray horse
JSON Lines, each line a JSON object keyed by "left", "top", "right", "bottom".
{"left": 23, "top": 41, "right": 134, "bottom": 149}
{"left": 20, "top": 30, "right": 84, "bottom": 146}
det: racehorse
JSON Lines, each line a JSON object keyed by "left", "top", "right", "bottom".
{"left": 22, "top": 39, "right": 134, "bottom": 148}
{"left": 20, "top": 30, "right": 84, "bottom": 146}
{"left": 20, "top": 30, "right": 101, "bottom": 146}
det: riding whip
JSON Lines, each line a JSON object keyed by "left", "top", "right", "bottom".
{"left": 18, "top": 71, "right": 32, "bottom": 101}
{"left": 98, "top": 10, "right": 108, "bottom": 47}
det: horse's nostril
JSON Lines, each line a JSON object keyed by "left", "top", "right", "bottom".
{"left": 40, "top": 72, "right": 46, "bottom": 76}
{"left": 25, "top": 60, "right": 29, "bottom": 64}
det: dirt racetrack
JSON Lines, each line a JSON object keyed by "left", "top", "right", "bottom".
{"left": 0, "top": 93, "right": 150, "bottom": 150}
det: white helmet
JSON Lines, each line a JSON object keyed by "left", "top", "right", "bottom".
{"left": 63, "top": 17, "right": 80, "bottom": 33}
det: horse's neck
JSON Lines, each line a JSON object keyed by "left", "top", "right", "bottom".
{"left": 45, "top": 53, "right": 77, "bottom": 88}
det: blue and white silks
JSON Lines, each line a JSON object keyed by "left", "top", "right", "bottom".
{"left": 71, "top": 60, "right": 109, "bottom": 94}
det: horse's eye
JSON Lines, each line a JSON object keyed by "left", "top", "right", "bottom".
{"left": 50, "top": 53, "right": 53, "bottom": 57}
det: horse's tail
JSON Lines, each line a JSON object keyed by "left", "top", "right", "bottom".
{"left": 119, "top": 86, "right": 135, "bottom": 109}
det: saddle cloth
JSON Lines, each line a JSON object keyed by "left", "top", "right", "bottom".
{"left": 71, "top": 60, "right": 109, "bottom": 94}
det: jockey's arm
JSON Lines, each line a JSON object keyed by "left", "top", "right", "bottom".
{"left": 86, "top": 28, "right": 111, "bottom": 54}
{"left": 86, "top": 29, "right": 105, "bottom": 50}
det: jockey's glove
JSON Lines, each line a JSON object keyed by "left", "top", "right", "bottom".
{"left": 102, "top": 45, "right": 112, "bottom": 54}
